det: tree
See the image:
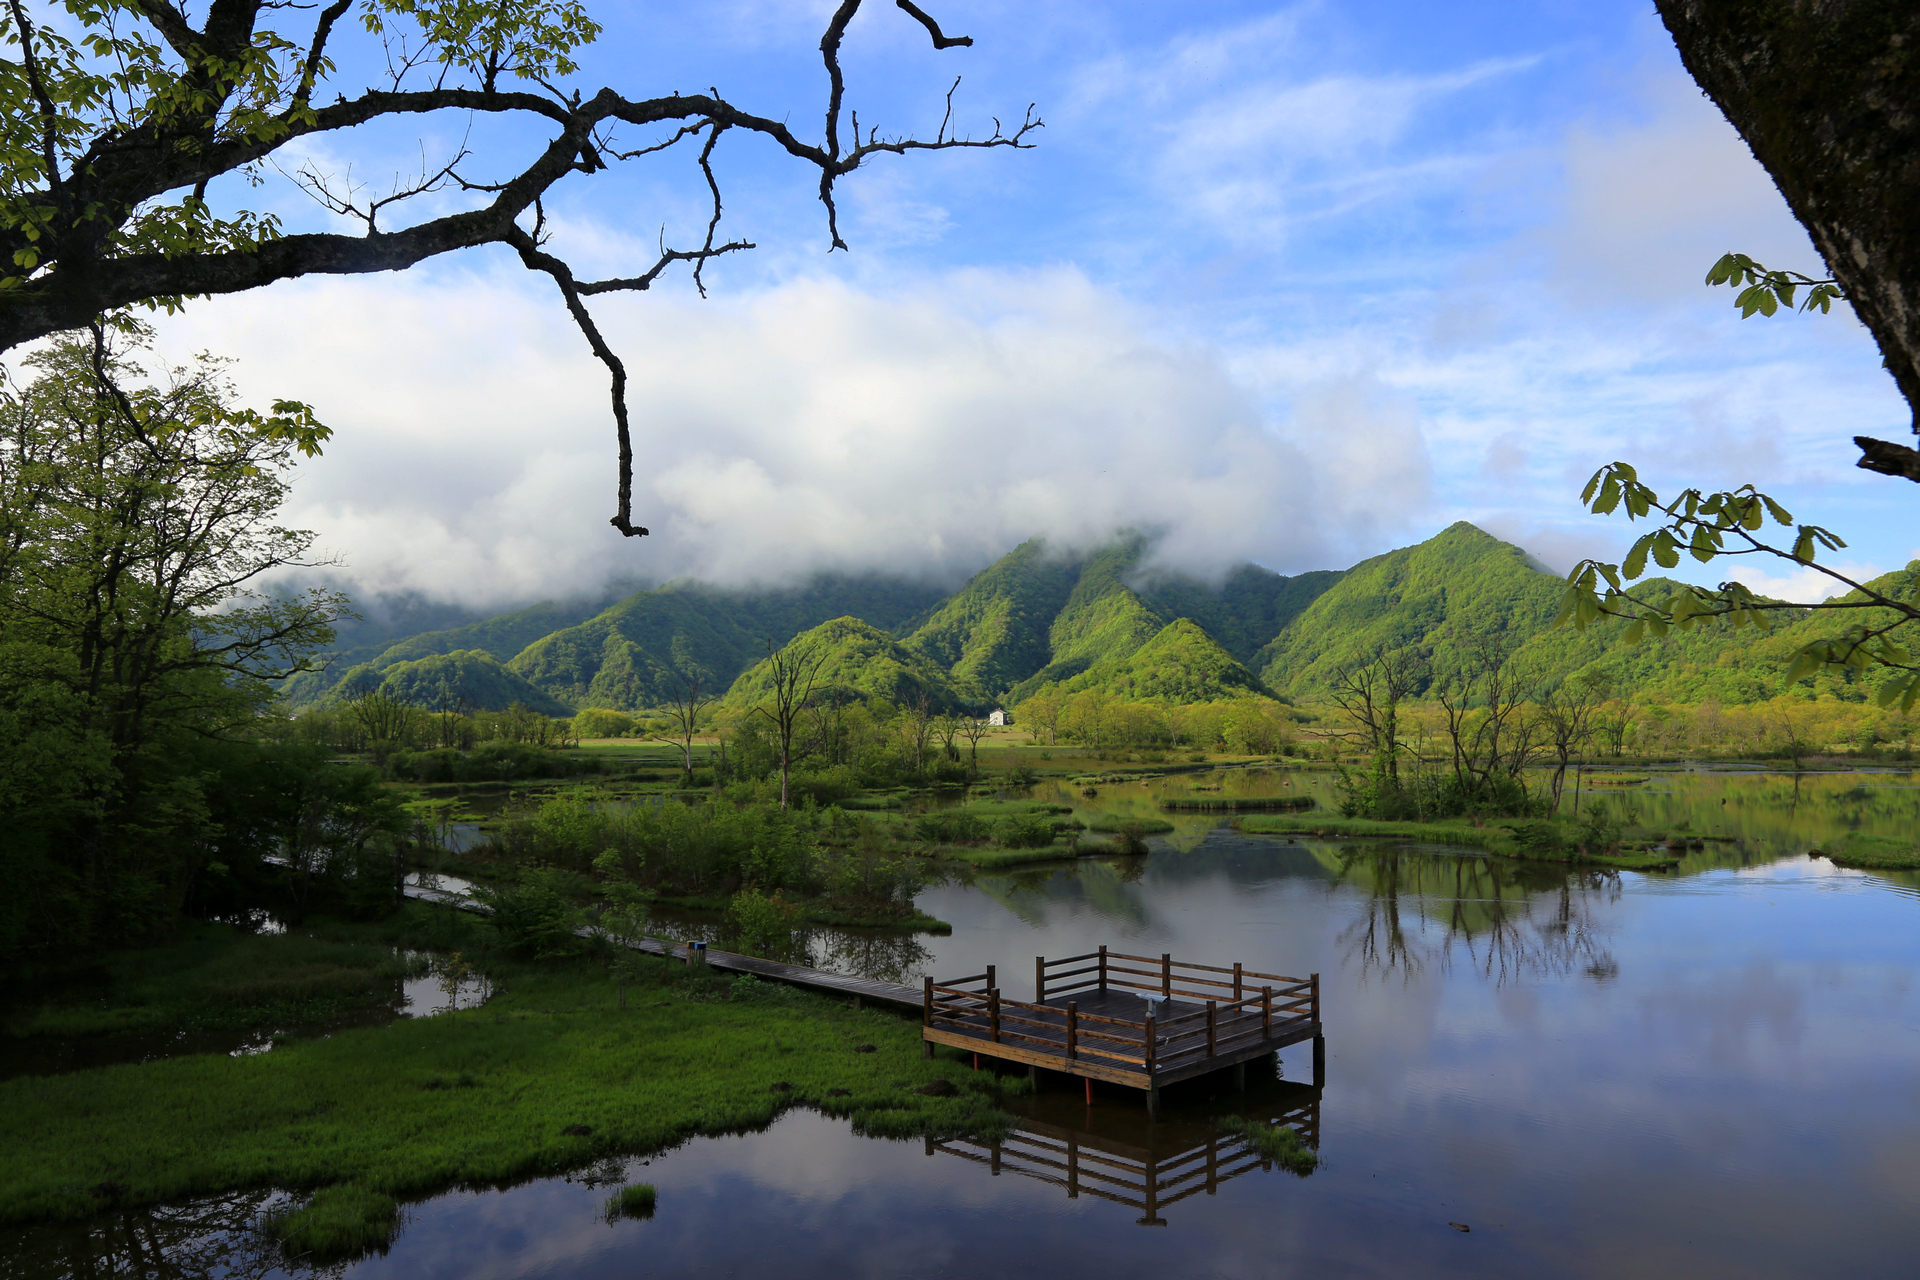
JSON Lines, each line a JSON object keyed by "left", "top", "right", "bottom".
{"left": 958, "top": 715, "right": 991, "bottom": 771}
{"left": 0, "top": 1, "right": 1039, "bottom": 536}
{"left": 1327, "top": 650, "right": 1423, "bottom": 780}
{"left": 1655, "top": 2, "right": 1920, "bottom": 479}
{"left": 0, "top": 319, "right": 341, "bottom": 952}
{"left": 1536, "top": 674, "right": 1606, "bottom": 812}
{"left": 1555, "top": 6, "right": 1920, "bottom": 717}
{"left": 650, "top": 638, "right": 714, "bottom": 778}
{"left": 752, "top": 638, "right": 826, "bottom": 810}
{"left": 346, "top": 688, "right": 413, "bottom": 762}
{"left": 1014, "top": 685, "right": 1065, "bottom": 745}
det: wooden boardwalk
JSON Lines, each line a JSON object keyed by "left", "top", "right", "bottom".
{"left": 926, "top": 1087, "right": 1321, "bottom": 1225}
{"left": 402, "top": 882, "right": 923, "bottom": 1009}
{"left": 923, "top": 948, "right": 1322, "bottom": 1115}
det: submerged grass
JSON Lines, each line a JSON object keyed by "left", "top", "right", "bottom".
{"left": 1217, "top": 1117, "right": 1317, "bottom": 1175}
{"left": 1083, "top": 817, "right": 1174, "bottom": 834}
{"left": 0, "top": 907, "right": 1019, "bottom": 1230}
{"left": 267, "top": 1184, "right": 398, "bottom": 1261}
{"left": 605, "top": 1182, "right": 656, "bottom": 1219}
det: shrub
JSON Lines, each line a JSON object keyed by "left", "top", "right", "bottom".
{"left": 994, "top": 814, "right": 1056, "bottom": 849}
{"left": 474, "top": 867, "right": 584, "bottom": 959}
{"left": 912, "top": 811, "right": 990, "bottom": 843}
{"left": 725, "top": 887, "right": 802, "bottom": 960}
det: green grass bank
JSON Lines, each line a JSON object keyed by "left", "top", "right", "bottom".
{"left": 1232, "top": 815, "right": 1683, "bottom": 871}
{"left": 0, "top": 906, "right": 1017, "bottom": 1234}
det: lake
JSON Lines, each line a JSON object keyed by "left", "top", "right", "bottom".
{"left": 7, "top": 767, "right": 1919, "bottom": 1278}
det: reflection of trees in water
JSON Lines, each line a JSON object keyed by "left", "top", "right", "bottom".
{"left": 1332, "top": 847, "right": 1619, "bottom": 985}
{"left": 0, "top": 1189, "right": 337, "bottom": 1280}
{"left": 807, "top": 930, "right": 937, "bottom": 984}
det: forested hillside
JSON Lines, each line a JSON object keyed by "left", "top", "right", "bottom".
{"left": 284, "top": 524, "right": 1920, "bottom": 718}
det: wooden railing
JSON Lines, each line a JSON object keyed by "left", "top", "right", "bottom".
{"left": 923, "top": 950, "right": 1319, "bottom": 1074}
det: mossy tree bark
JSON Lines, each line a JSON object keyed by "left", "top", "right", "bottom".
{"left": 1655, "top": 1, "right": 1920, "bottom": 478}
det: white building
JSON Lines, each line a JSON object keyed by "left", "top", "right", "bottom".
{"left": 987, "top": 708, "right": 1010, "bottom": 726}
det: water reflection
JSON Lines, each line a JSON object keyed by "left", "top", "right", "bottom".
{"left": 1323, "top": 846, "right": 1618, "bottom": 985}
{"left": 933, "top": 1078, "right": 1322, "bottom": 1227}
{"left": 0, "top": 1189, "right": 302, "bottom": 1280}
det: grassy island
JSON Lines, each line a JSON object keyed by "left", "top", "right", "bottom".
{"left": 0, "top": 905, "right": 1017, "bottom": 1246}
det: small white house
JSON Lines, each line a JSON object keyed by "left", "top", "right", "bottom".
{"left": 987, "top": 708, "right": 1010, "bottom": 726}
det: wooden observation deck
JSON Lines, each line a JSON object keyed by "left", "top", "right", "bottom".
{"left": 923, "top": 948, "right": 1322, "bottom": 1117}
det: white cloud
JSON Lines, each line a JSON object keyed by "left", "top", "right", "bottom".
{"left": 1722, "top": 561, "right": 1884, "bottom": 604}
{"left": 149, "top": 263, "right": 1434, "bottom": 607}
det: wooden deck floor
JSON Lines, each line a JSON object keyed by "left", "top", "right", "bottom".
{"left": 925, "top": 986, "right": 1319, "bottom": 1090}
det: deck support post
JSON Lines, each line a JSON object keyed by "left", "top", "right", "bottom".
{"left": 1145, "top": 1084, "right": 1160, "bottom": 1122}
{"left": 1262, "top": 986, "right": 1273, "bottom": 1038}
{"left": 1161, "top": 952, "right": 1172, "bottom": 997}
{"left": 1067, "top": 1001, "right": 1079, "bottom": 1060}
{"left": 1205, "top": 1000, "right": 1216, "bottom": 1057}
{"left": 1233, "top": 961, "right": 1242, "bottom": 1001}
{"left": 1234, "top": 1061, "right": 1246, "bottom": 1091}
{"left": 1028, "top": 1064, "right": 1038, "bottom": 1088}
{"left": 989, "top": 988, "right": 1001, "bottom": 1043}
{"left": 1310, "top": 972, "right": 1320, "bottom": 1024}
{"left": 1313, "top": 1033, "right": 1326, "bottom": 1088}
{"left": 986, "top": 964, "right": 995, "bottom": 993}
{"left": 1098, "top": 944, "right": 1108, "bottom": 991}
{"left": 1036, "top": 955, "right": 1046, "bottom": 1004}
{"left": 923, "top": 1039, "right": 934, "bottom": 1059}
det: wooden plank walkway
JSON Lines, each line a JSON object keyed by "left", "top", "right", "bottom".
{"left": 401, "top": 882, "right": 923, "bottom": 1009}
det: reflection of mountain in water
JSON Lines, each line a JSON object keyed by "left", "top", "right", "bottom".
{"left": 1319, "top": 845, "right": 1619, "bottom": 984}
{"left": 929, "top": 1077, "right": 1322, "bottom": 1226}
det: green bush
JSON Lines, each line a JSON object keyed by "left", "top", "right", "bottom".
{"left": 474, "top": 867, "right": 584, "bottom": 959}
{"left": 912, "top": 811, "right": 990, "bottom": 843}
{"left": 993, "top": 814, "right": 1056, "bottom": 849}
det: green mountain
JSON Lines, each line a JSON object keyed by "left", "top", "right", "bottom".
{"left": 900, "top": 538, "right": 1081, "bottom": 699}
{"left": 1136, "top": 564, "right": 1344, "bottom": 666}
{"left": 286, "top": 595, "right": 619, "bottom": 707}
{"left": 508, "top": 575, "right": 947, "bottom": 711}
{"left": 722, "top": 617, "right": 968, "bottom": 711}
{"left": 1258, "top": 522, "right": 1561, "bottom": 695}
{"left": 284, "top": 521, "right": 1902, "bottom": 722}
{"left": 1050, "top": 618, "right": 1270, "bottom": 703}
{"left": 372, "top": 649, "right": 573, "bottom": 718}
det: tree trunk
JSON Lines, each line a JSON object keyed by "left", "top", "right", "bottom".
{"left": 1656, "top": 1, "right": 1920, "bottom": 462}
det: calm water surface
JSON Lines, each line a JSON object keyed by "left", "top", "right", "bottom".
{"left": 9, "top": 769, "right": 1920, "bottom": 1278}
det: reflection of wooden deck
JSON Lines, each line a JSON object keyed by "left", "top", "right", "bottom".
{"left": 924, "top": 948, "right": 1323, "bottom": 1114}
{"left": 926, "top": 1089, "right": 1321, "bottom": 1225}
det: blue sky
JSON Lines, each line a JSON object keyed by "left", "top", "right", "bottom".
{"left": 140, "top": 1, "right": 1912, "bottom": 608}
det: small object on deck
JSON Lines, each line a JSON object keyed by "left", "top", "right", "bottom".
{"left": 687, "top": 941, "right": 708, "bottom": 967}
{"left": 1140, "top": 992, "right": 1170, "bottom": 1017}
{"left": 1449, "top": 1222, "right": 1470, "bottom": 1233}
